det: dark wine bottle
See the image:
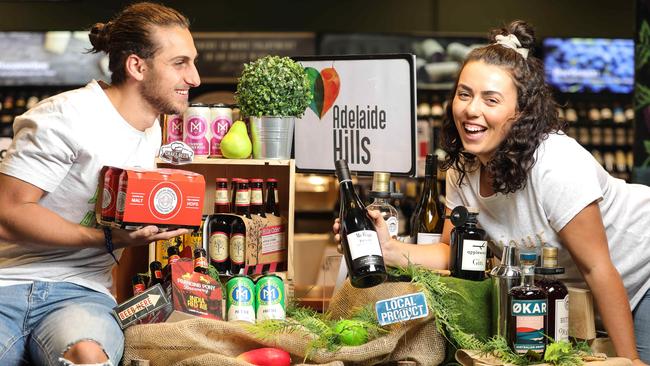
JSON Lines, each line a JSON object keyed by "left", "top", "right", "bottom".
{"left": 535, "top": 247, "right": 568, "bottom": 343}
{"left": 410, "top": 154, "right": 444, "bottom": 244}
{"left": 335, "top": 159, "right": 387, "bottom": 288}
{"left": 449, "top": 206, "right": 487, "bottom": 281}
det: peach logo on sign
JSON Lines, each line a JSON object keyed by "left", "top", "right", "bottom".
{"left": 305, "top": 66, "right": 340, "bottom": 119}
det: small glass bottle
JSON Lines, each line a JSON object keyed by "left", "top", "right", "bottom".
{"left": 535, "top": 247, "right": 569, "bottom": 343}
{"left": 148, "top": 260, "right": 164, "bottom": 288}
{"left": 249, "top": 178, "right": 266, "bottom": 217}
{"left": 132, "top": 274, "right": 147, "bottom": 296}
{"left": 366, "top": 172, "right": 399, "bottom": 238}
{"left": 508, "top": 252, "right": 547, "bottom": 357}
{"left": 449, "top": 206, "right": 487, "bottom": 281}
{"left": 193, "top": 248, "right": 208, "bottom": 274}
{"left": 265, "top": 178, "right": 280, "bottom": 217}
{"left": 230, "top": 179, "right": 250, "bottom": 275}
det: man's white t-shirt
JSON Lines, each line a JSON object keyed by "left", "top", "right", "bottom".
{"left": 446, "top": 133, "right": 650, "bottom": 309}
{"left": 0, "top": 80, "right": 161, "bottom": 297}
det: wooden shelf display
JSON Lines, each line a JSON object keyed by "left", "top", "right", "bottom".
{"left": 156, "top": 158, "right": 297, "bottom": 278}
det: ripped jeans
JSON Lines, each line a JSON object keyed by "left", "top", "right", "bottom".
{"left": 0, "top": 281, "right": 123, "bottom": 365}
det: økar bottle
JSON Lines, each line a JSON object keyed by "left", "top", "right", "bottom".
{"left": 335, "top": 159, "right": 387, "bottom": 288}
{"left": 508, "top": 252, "right": 547, "bottom": 357}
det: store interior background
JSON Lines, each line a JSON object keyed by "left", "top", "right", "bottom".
{"left": 0, "top": 0, "right": 643, "bottom": 304}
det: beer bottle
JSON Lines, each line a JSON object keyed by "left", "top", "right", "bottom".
{"left": 132, "top": 274, "right": 147, "bottom": 296}
{"left": 230, "top": 179, "right": 250, "bottom": 275}
{"left": 148, "top": 260, "right": 164, "bottom": 288}
{"left": 163, "top": 245, "right": 181, "bottom": 281}
{"left": 265, "top": 178, "right": 280, "bottom": 217}
{"left": 249, "top": 178, "right": 266, "bottom": 217}
{"left": 214, "top": 178, "right": 230, "bottom": 213}
{"left": 194, "top": 248, "right": 208, "bottom": 274}
{"left": 230, "top": 178, "right": 240, "bottom": 214}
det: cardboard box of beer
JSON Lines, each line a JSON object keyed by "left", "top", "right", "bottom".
{"left": 165, "top": 259, "right": 224, "bottom": 320}
{"left": 96, "top": 167, "right": 205, "bottom": 230}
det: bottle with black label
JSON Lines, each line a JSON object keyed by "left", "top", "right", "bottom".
{"left": 335, "top": 159, "right": 387, "bottom": 288}
{"left": 366, "top": 172, "right": 399, "bottom": 238}
{"left": 448, "top": 206, "right": 487, "bottom": 281}
{"left": 535, "top": 247, "right": 569, "bottom": 343}
{"left": 508, "top": 252, "right": 547, "bottom": 357}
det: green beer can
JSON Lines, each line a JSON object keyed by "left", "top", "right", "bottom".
{"left": 255, "top": 273, "right": 285, "bottom": 321}
{"left": 226, "top": 275, "right": 255, "bottom": 323}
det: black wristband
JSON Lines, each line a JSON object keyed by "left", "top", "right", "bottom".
{"left": 103, "top": 226, "right": 120, "bottom": 265}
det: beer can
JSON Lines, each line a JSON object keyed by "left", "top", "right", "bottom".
{"left": 101, "top": 167, "right": 123, "bottom": 223}
{"left": 226, "top": 275, "right": 255, "bottom": 323}
{"left": 209, "top": 103, "right": 233, "bottom": 157}
{"left": 163, "top": 114, "right": 183, "bottom": 144}
{"left": 255, "top": 274, "right": 285, "bottom": 321}
{"left": 183, "top": 103, "right": 211, "bottom": 157}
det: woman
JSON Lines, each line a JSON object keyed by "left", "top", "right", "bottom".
{"left": 334, "top": 20, "right": 649, "bottom": 364}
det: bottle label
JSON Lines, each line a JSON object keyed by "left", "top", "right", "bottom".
{"left": 215, "top": 189, "right": 229, "bottom": 204}
{"left": 230, "top": 233, "right": 245, "bottom": 264}
{"left": 235, "top": 191, "right": 250, "bottom": 206}
{"left": 194, "top": 256, "right": 208, "bottom": 269}
{"left": 251, "top": 189, "right": 263, "bottom": 205}
{"left": 461, "top": 239, "right": 487, "bottom": 271}
{"left": 512, "top": 299, "right": 547, "bottom": 354}
{"left": 417, "top": 232, "right": 441, "bottom": 245}
{"left": 209, "top": 232, "right": 229, "bottom": 262}
{"left": 153, "top": 270, "right": 162, "bottom": 279}
{"left": 386, "top": 216, "right": 399, "bottom": 237}
{"left": 346, "top": 230, "right": 382, "bottom": 260}
{"left": 555, "top": 295, "right": 569, "bottom": 342}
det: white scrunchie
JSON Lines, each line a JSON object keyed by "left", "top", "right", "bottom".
{"left": 495, "top": 34, "right": 529, "bottom": 59}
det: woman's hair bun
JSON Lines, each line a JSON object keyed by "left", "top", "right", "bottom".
{"left": 88, "top": 22, "right": 111, "bottom": 53}
{"left": 489, "top": 20, "right": 535, "bottom": 49}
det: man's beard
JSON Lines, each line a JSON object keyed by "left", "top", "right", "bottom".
{"left": 139, "top": 77, "right": 187, "bottom": 115}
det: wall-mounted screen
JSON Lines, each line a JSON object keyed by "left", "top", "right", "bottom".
{"left": 543, "top": 37, "right": 634, "bottom": 94}
{"left": 0, "top": 32, "right": 109, "bottom": 86}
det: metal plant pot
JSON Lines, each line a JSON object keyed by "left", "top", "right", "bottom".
{"left": 249, "top": 116, "right": 294, "bottom": 159}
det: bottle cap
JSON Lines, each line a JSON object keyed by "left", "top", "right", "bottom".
{"left": 371, "top": 172, "right": 390, "bottom": 193}
{"left": 542, "top": 246, "right": 558, "bottom": 268}
{"left": 467, "top": 207, "right": 479, "bottom": 214}
{"left": 215, "top": 178, "right": 228, "bottom": 183}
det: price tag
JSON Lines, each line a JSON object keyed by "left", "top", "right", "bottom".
{"left": 375, "top": 291, "right": 429, "bottom": 326}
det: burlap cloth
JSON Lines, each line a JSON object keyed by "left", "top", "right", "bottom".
{"left": 123, "top": 279, "right": 445, "bottom": 365}
{"left": 455, "top": 349, "right": 633, "bottom": 366}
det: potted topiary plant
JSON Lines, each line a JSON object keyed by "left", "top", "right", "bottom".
{"left": 235, "top": 55, "right": 311, "bottom": 159}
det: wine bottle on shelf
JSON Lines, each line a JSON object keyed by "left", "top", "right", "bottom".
{"left": 366, "top": 172, "right": 399, "bottom": 238}
{"left": 249, "top": 178, "right": 266, "bottom": 217}
{"left": 448, "top": 206, "right": 487, "bottom": 281}
{"left": 410, "top": 154, "right": 444, "bottom": 244}
{"left": 335, "top": 159, "right": 387, "bottom": 288}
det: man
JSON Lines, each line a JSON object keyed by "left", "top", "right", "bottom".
{"left": 0, "top": 3, "right": 200, "bottom": 365}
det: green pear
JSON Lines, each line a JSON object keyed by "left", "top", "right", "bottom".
{"left": 221, "top": 120, "right": 252, "bottom": 159}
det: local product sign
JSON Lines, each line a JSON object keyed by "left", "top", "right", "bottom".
{"left": 375, "top": 291, "right": 429, "bottom": 326}
{"left": 295, "top": 55, "right": 416, "bottom": 176}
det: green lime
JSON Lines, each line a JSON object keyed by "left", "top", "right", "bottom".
{"left": 333, "top": 319, "right": 368, "bottom": 346}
